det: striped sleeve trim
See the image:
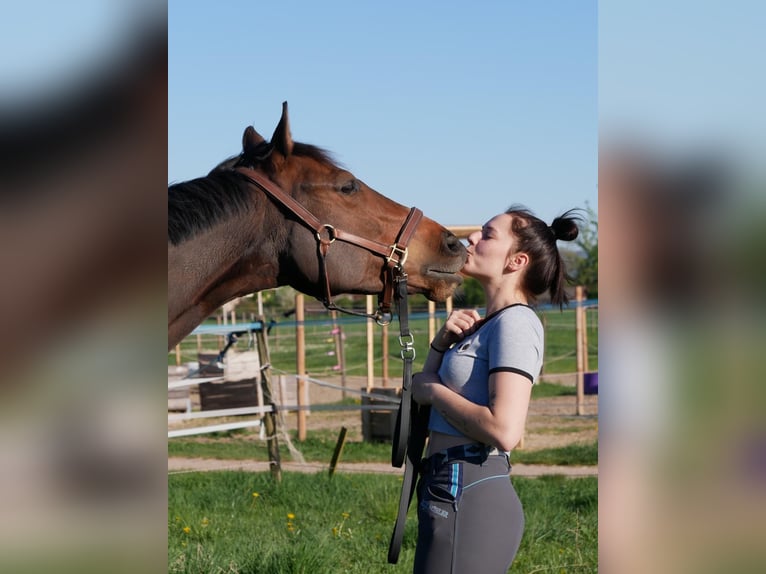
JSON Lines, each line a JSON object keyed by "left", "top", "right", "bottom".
{"left": 488, "top": 366, "right": 534, "bottom": 383}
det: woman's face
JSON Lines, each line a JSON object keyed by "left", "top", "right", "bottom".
{"left": 462, "top": 213, "right": 516, "bottom": 281}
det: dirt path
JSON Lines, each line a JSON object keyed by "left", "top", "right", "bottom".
{"left": 169, "top": 374, "right": 598, "bottom": 477}
{"left": 168, "top": 457, "right": 597, "bottom": 477}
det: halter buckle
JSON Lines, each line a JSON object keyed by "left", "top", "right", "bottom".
{"left": 386, "top": 244, "right": 408, "bottom": 268}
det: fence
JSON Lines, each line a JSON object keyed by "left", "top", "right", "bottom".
{"left": 169, "top": 290, "right": 597, "bottom": 447}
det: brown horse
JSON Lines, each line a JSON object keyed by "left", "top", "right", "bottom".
{"left": 168, "top": 103, "right": 466, "bottom": 349}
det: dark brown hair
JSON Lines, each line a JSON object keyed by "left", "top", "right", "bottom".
{"left": 505, "top": 204, "right": 582, "bottom": 308}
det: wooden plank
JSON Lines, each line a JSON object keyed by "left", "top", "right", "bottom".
{"left": 168, "top": 420, "right": 262, "bottom": 438}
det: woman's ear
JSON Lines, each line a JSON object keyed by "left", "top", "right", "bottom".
{"left": 506, "top": 252, "right": 529, "bottom": 272}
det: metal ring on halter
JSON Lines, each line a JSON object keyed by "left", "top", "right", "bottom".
{"left": 375, "top": 311, "right": 393, "bottom": 326}
{"left": 316, "top": 224, "right": 337, "bottom": 243}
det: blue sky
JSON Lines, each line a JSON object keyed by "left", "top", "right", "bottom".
{"left": 599, "top": 1, "right": 765, "bottom": 169}
{"left": 2, "top": 2, "right": 760, "bottom": 225}
{"left": 169, "top": 1, "right": 597, "bottom": 228}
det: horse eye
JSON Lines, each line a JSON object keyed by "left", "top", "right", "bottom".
{"left": 340, "top": 180, "right": 359, "bottom": 194}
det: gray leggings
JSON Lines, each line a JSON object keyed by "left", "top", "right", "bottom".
{"left": 413, "top": 454, "right": 524, "bottom": 574}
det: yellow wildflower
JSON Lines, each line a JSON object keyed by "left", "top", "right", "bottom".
{"left": 182, "top": 526, "right": 191, "bottom": 534}
{"left": 287, "top": 513, "right": 295, "bottom": 520}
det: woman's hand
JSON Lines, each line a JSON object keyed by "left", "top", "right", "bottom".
{"left": 430, "top": 309, "right": 483, "bottom": 351}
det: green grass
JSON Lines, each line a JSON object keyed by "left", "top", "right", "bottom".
{"left": 512, "top": 441, "right": 598, "bottom": 466}
{"left": 531, "top": 381, "right": 577, "bottom": 398}
{"left": 168, "top": 471, "right": 597, "bottom": 573}
{"left": 169, "top": 427, "right": 598, "bottom": 467}
{"left": 512, "top": 476, "right": 598, "bottom": 573}
{"left": 168, "top": 428, "right": 391, "bottom": 463}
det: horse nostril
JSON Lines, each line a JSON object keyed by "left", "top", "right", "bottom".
{"left": 443, "top": 232, "right": 465, "bottom": 255}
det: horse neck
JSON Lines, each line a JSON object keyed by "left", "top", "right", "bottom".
{"left": 167, "top": 213, "right": 279, "bottom": 346}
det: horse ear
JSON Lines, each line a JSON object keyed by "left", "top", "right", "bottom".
{"left": 242, "top": 126, "right": 266, "bottom": 154}
{"left": 270, "top": 101, "right": 294, "bottom": 157}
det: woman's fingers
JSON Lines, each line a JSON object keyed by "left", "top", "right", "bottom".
{"left": 445, "top": 309, "right": 480, "bottom": 336}
{"left": 436, "top": 309, "right": 484, "bottom": 347}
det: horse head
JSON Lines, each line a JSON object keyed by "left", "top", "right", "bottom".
{"left": 169, "top": 103, "right": 466, "bottom": 348}
{"left": 231, "top": 102, "right": 467, "bottom": 307}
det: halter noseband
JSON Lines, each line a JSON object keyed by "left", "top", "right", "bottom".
{"left": 233, "top": 166, "right": 423, "bottom": 324}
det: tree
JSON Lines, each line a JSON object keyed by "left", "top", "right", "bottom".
{"left": 573, "top": 204, "right": 598, "bottom": 299}
{"left": 452, "top": 277, "right": 486, "bottom": 308}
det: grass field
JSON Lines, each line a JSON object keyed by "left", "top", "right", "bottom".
{"left": 169, "top": 301, "right": 598, "bottom": 572}
{"left": 168, "top": 426, "right": 597, "bottom": 467}
{"left": 168, "top": 471, "right": 597, "bottom": 573}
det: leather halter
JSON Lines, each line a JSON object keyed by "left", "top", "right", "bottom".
{"left": 233, "top": 166, "right": 423, "bottom": 325}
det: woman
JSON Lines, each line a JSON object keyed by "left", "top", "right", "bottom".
{"left": 411, "top": 205, "right": 580, "bottom": 573}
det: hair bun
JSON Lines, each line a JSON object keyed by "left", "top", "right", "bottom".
{"left": 550, "top": 210, "right": 581, "bottom": 242}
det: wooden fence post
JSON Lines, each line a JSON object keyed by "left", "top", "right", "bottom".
{"left": 583, "top": 305, "right": 590, "bottom": 372}
{"left": 255, "top": 318, "right": 281, "bottom": 482}
{"left": 576, "top": 286, "right": 585, "bottom": 416}
{"left": 331, "top": 310, "right": 347, "bottom": 399}
{"left": 295, "top": 293, "right": 307, "bottom": 441}
{"left": 366, "top": 295, "right": 374, "bottom": 393}
{"left": 428, "top": 300, "right": 436, "bottom": 342}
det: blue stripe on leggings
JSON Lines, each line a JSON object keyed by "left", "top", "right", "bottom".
{"left": 450, "top": 464, "right": 460, "bottom": 498}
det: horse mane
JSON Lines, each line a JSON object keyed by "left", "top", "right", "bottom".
{"left": 168, "top": 141, "right": 340, "bottom": 246}
{"left": 168, "top": 171, "right": 252, "bottom": 245}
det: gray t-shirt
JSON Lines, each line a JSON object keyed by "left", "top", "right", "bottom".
{"left": 428, "top": 304, "right": 544, "bottom": 438}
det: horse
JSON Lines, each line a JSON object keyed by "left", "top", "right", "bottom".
{"left": 168, "top": 102, "right": 466, "bottom": 349}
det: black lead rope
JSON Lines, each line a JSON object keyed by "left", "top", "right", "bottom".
{"left": 388, "top": 274, "right": 432, "bottom": 564}
{"left": 388, "top": 403, "right": 430, "bottom": 564}
{"left": 391, "top": 276, "right": 413, "bottom": 468}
